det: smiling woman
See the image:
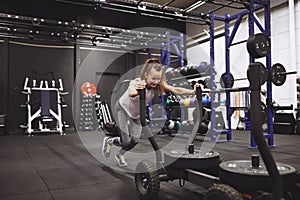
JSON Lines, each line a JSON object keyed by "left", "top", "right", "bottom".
{"left": 101, "top": 57, "right": 201, "bottom": 167}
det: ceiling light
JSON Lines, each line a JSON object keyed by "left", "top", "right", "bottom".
{"left": 185, "top": 1, "right": 205, "bottom": 13}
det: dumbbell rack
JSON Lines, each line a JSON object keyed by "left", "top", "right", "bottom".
{"left": 78, "top": 94, "right": 98, "bottom": 132}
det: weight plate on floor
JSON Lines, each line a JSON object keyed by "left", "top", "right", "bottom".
{"left": 219, "top": 160, "right": 298, "bottom": 191}
{"left": 164, "top": 150, "right": 220, "bottom": 169}
{"left": 271, "top": 63, "right": 286, "bottom": 86}
{"left": 247, "top": 33, "right": 271, "bottom": 58}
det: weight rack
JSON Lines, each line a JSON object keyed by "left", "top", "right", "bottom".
{"left": 209, "top": 0, "right": 274, "bottom": 146}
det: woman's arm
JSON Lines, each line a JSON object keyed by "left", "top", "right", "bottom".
{"left": 164, "top": 83, "right": 202, "bottom": 95}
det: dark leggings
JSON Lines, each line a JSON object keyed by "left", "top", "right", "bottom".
{"left": 114, "top": 102, "right": 142, "bottom": 154}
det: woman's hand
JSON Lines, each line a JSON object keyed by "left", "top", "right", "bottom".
{"left": 134, "top": 78, "right": 146, "bottom": 90}
{"left": 193, "top": 83, "right": 204, "bottom": 94}
{"left": 128, "top": 78, "right": 146, "bottom": 97}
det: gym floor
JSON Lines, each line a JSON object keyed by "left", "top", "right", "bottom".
{"left": 0, "top": 129, "right": 299, "bottom": 200}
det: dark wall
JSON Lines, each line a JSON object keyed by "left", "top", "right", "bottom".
{"left": 0, "top": 39, "right": 8, "bottom": 115}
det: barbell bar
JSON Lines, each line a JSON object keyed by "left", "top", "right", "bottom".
{"left": 215, "top": 63, "right": 296, "bottom": 89}
{"left": 205, "top": 62, "right": 267, "bottom": 89}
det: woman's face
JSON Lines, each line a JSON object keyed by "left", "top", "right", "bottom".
{"left": 145, "top": 68, "right": 162, "bottom": 88}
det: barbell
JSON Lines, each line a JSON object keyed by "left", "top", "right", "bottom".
{"left": 204, "top": 62, "right": 267, "bottom": 89}
{"left": 270, "top": 63, "right": 297, "bottom": 86}
{"left": 215, "top": 63, "right": 296, "bottom": 88}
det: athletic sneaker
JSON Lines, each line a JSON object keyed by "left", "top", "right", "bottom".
{"left": 102, "top": 137, "right": 111, "bottom": 158}
{"left": 115, "top": 152, "right": 128, "bottom": 167}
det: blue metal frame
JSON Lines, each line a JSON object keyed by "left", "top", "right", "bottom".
{"left": 249, "top": 0, "right": 274, "bottom": 148}
{"left": 148, "top": 32, "right": 184, "bottom": 132}
{"left": 209, "top": 13, "right": 218, "bottom": 142}
{"left": 209, "top": 0, "right": 273, "bottom": 146}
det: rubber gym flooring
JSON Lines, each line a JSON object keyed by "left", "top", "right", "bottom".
{"left": 0, "top": 129, "right": 299, "bottom": 200}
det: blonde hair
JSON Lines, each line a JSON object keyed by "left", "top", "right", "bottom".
{"left": 139, "top": 58, "right": 167, "bottom": 94}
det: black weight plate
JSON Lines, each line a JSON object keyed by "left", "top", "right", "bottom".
{"left": 220, "top": 73, "right": 234, "bottom": 88}
{"left": 247, "top": 33, "right": 271, "bottom": 58}
{"left": 219, "top": 160, "right": 298, "bottom": 191}
{"left": 164, "top": 150, "right": 220, "bottom": 170}
{"left": 247, "top": 62, "right": 267, "bottom": 86}
{"left": 271, "top": 63, "right": 286, "bottom": 86}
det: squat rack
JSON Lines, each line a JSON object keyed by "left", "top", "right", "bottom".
{"left": 208, "top": 0, "right": 274, "bottom": 147}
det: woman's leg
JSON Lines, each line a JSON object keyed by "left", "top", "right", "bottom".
{"left": 119, "top": 117, "right": 142, "bottom": 154}
{"left": 102, "top": 102, "right": 127, "bottom": 157}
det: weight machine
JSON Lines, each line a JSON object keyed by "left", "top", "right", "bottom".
{"left": 20, "top": 77, "right": 69, "bottom": 136}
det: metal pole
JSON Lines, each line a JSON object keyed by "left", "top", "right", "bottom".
{"left": 248, "top": 0, "right": 256, "bottom": 148}
{"left": 264, "top": 0, "right": 275, "bottom": 147}
{"left": 224, "top": 13, "right": 232, "bottom": 141}
{"left": 209, "top": 13, "right": 217, "bottom": 142}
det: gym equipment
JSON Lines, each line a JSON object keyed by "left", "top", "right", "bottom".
{"left": 192, "top": 106, "right": 211, "bottom": 135}
{"left": 219, "top": 62, "right": 267, "bottom": 89}
{"left": 79, "top": 94, "right": 97, "bottom": 132}
{"left": 135, "top": 87, "right": 224, "bottom": 200}
{"left": 246, "top": 33, "right": 271, "bottom": 58}
{"left": 20, "top": 78, "right": 69, "bottom": 136}
{"left": 247, "top": 101, "right": 267, "bottom": 125}
{"left": 164, "top": 119, "right": 181, "bottom": 133}
{"left": 165, "top": 62, "right": 210, "bottom": 81}
{"left": 81, "top": 82, "right": 97, "bottom": 97}
{"left": 273, "top": 107, "right": 296, "bottom": 135}
{"left": 219, "top": 62, "right": 296, "bottom": 146}
{"left": 271, "top": 63, "right": 297, "bottom": 86}
{"left": 237, "top": 64, "right": 298, "bottom": 199}
{"left": 219, "top": 156, "right": 298, "bottom": 193}
{"left": 134, "top": 62, "right": 300, "bottom": 200}
{"left": 95, "top": 95, "right": 118, "bottom": 135}
{"left": 220, "top": 72, "right": 235, "bottom": 88}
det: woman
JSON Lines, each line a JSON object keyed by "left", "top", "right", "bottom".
{"left": 102, "top": 58, "right": 201, "bottom": 167}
